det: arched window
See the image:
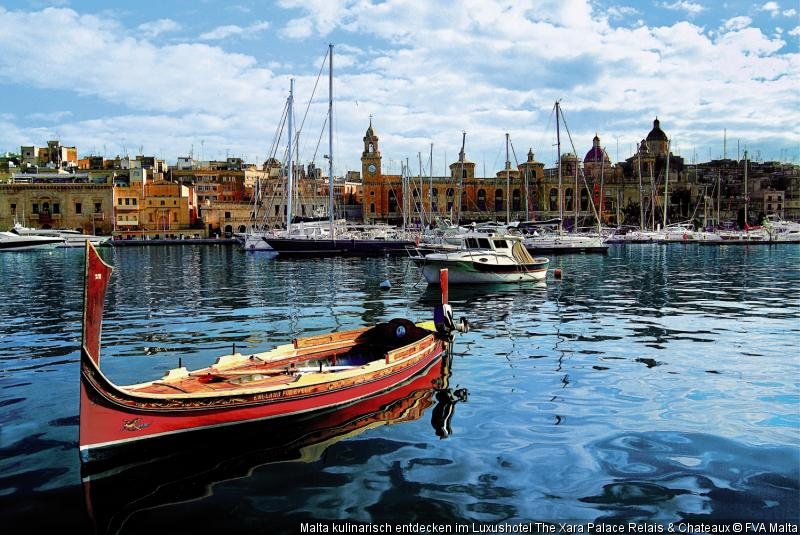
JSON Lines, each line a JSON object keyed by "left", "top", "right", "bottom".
{"left": 512, "top": 189, "right": 521, "bottom": 211}
{"left": 446, "top": 188, "right": 454, "bottom": 212}
{"left": 494, "top": 189, "right": 503, "bottom": 212}
{"left": 580, "top": 188, "right": 589, "bottom": 211}
{"left": 370, "top": 203, "right": 375, "bottom": 213}
{"left": 431, "top": 188, "right": 438, "bottom": 213}
{"left": 238, "top": 225, "right": 246, "bottom": 233}
{"left": 549, "top": 188, "right": 558, "bottom": 211}
{"left": 368, "top": 142, "right": 374, "bottom": 153}
{"left": 388, "top": 190, "right": 398, "bottom": 213}
{"left": 477, "top": 189, "right": 486, "bottom": 211}
{"left": 462, "top": 169, "right": 467, "bottom": 179}
{"left": 565, "top": 188, "right": 574, "bottom": 211}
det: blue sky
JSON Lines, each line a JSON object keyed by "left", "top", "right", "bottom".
{"left": 0, "top": 0, "right": 798, "bottom": 176}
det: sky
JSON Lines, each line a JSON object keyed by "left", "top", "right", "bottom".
{"left": 0, "top": 0, "right": 798, "bottom": 177}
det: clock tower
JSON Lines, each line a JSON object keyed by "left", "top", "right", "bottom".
{"left": 361, "top": 118, "right": 381, "bottom": 179}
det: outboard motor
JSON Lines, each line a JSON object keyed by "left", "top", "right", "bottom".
{"left": 433, "top": 269, "right": 469, "bottom": 338}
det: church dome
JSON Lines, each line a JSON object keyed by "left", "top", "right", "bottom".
{"left": 584, "top": 134, "right": 609, "bottom": 163}
{"left": 646, "top": 118, "right": 668, "bottom": 142}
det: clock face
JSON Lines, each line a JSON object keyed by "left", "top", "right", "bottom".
{"left": 368, "top": 164, "right": 376, "bottom": 174}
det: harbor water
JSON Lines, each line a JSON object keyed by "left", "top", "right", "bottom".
{"left": 0, "top": 243, "right": 798, "bottom": 532}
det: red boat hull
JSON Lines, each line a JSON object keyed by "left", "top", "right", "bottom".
{"left": 79, "top": 342, "right": 445, "bottom": 463}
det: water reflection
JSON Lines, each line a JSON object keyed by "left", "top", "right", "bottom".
{"left": 82, "top": 353, "right": 467, "bottom": 535}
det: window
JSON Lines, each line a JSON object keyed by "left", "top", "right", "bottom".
{"left": 275, "top": 205, "right": 280, "bottom": 216}
{"left": 466, "top": 238, "right": 480, "bottom": 249}
{"left": 53, "top": 203, "right": 60, "bottom": 215}
{"left": 75, "top": 202, "right": 82, "bottom": 214}
{"left": 493, "top": 239, "right": 509, "bottom": 249}
{"left": 132, "top": 198, "right": 137, "bottom": 205}
{"left": 160, "top": 200, "right": 165, "bottom": 206}
{"left": 388, "top": 190, "right": 398, "bottom": 213}
{"left": 370, "top": 203, "right": 375, "bottom": 213}
{"left": 495, "top": 189, "right": 503, "bottom": 212}
{"left": 565, "top": 188, "right": 574, "bottom": 211}
{"left": 477, "top": 189, "right": 486, "bottom": 211}
{"left": 549, "top": 188, "right": 558, "bottom": 211}
{"left": 118, "top": 198, "right": 123, "bottom": 205}
{"left": 431, "top": 188, "right": 438, "bottom": 213}
{"left": 94, "top": 202, "right": 102, "bottom": 213}
{"left": 512, "top": 189, "right": 521, "bottom": 211}
{"left": 477, "top": 238, "right": 491, "bottom": 248}
{"left": 370, "top": 190, "right": 375, "bottom": 197}
{"left": 32, "top": 203, "right": 39, "bottom": 214}
{"left": 10, "top": 203, "right": 16, "bottom": 215}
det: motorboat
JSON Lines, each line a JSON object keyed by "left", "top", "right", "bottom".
{"left": 411, "top": 231, "right": 549, "bottom": 284}
{"left": 11, "top": 223, "right": 110, "bottom": 248}
{"left": 0, "top": 230, "right": 63, "bottom": 251}
{"left": 523, "top": 229, "right": 608, "bottom": 253}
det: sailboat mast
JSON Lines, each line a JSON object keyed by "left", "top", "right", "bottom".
{"left": 287, "top": 78, "right": 294, "bottom": 237}
{"left": 743, "top": 149, "right": 748, "bottom": 226}
{"left": 556, "top": 101, "right": 563, "bottom": 232}
{"left": 328, "top": 44, "right": 334, "bottom": 237}
{"left": 637, "top": 143, "right": 644, "bottom": 230}
{"left": 457, "top": 132, "right": 466, "bottom": 225}
{"left": 663, "top": 139, "right": 670, "bottom": 229}
{"left": 505, "top": 132, "right": 510, "bottom": 225}
{"left": 429, "top": 142, "right": 433, "bottom": 226}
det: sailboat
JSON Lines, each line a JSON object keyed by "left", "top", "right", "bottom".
{"left": 265, "top": 45, "right": 415, "bottom": 256}
{"left": 523, "top": 102, "right": 608, "bottom": 254}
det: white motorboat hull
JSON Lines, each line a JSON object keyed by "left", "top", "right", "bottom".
{"left": 417, "top": 257, "right": 548, "bottom": 284}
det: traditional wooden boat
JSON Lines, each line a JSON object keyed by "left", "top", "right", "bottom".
{"left": 79, "top": 242, "right": 464, "bottom": 463}
{"left": 82, "top": 353, "right": 464, "bottom": 533}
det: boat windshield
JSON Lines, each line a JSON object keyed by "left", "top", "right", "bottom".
{"left": 466, "top": 237, "right": 492, "bottom": 249}
{"left": 492, "top": 239, "right": 509, "bottom": 249}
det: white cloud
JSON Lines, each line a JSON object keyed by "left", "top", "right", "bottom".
{"left": 607, "top": 5, "right": 640, "bottom": 20}
{"left": 137, "top": 18, "right": 181, "bottom": 38}
{"left": 660, "top": 1, "right": 706, "bottom": 15}
{"left": 722, "top": 16, "right": 752, "bottom": 32}
{"left": 783, "top": 9, "right": 797, "bottom": 17}
{"left": 789, "top": 26, "right": 800, "bottom": 36}
{"left": 760, "top": 2, "right": 780, "bottom": 17}
{"left": 199, "top": 20, "right": 270, "bottom": 40}
{"left": 0, "top": 2, "right": 797, "bottom": 170}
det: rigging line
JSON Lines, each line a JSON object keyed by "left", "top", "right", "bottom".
{"left": 293, "top": 49, "right": 329, "bottom": 156}
{"left": 560, "top": 109, "right": 602, "bottom": 227}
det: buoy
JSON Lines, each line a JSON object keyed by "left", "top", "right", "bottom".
{"left": 379, "top": 279, "right": 391, "bottom": 290}
{"left": 554, "top": 268, "right": 562, "bottom": 279}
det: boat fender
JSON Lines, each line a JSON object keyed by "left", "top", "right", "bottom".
{"left": 683, "top": 233, "right": 688, "bottom": 240}
{"left": 554, "top": 268, "right": 562, "bottom": 279}
{"left": 379, "top": 279, "right": 392, "bottom": 290}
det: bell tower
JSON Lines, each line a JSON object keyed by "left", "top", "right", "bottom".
{"left": 361, "top": 117, "right": 381, "bottom": 179}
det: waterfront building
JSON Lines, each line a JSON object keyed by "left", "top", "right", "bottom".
{"left": 0, "top": 181, "right": 113, "bottom": 234}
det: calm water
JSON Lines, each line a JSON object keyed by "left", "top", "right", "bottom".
{"left": 0, "top": 243, "right": 798, "bottom": 532}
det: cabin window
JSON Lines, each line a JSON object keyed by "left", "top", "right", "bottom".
{"left": 466, "top": 238, "right": 480, "bottom": 249}
{"left": 493, "top": 239, "right": 509, "bottom": 249}
{"left": 75, "top": 202, "right": 82, "bottom": 214}
{"left": 477, "top": 238, "right": 491, "bottom": 248}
